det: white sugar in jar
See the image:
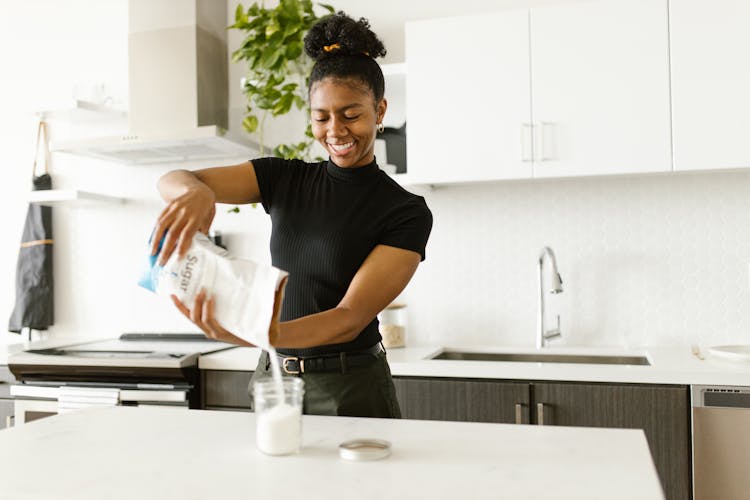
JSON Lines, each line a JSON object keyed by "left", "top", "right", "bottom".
{"left": 254, "top": 377, "right": 304, "bottom": 455}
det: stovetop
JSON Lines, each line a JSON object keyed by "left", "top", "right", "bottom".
{"left": 8, "top": 333, "right": 237, "bottom": 370}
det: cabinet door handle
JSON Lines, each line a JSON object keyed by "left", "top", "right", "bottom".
{"left": 537, "top": 403, "right": 546, "bottom": 425}
{"left": 539, "top": 122, "right": 555, "bottom": 162}
{"left": 521, "top": 123, "right": 533, "bottom": 162}
{"left": 515, "top": 403, "right": 525, "bottom": 424}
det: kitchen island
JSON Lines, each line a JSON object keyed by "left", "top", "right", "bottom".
{"left": 0, "top": 405, "right": 663, "bottom": 499}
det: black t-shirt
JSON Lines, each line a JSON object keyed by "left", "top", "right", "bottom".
{"left": 252, "top": 157, "right": 433, "bottom": 356}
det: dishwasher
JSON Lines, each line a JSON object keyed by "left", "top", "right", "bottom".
{"left": 691, "top": 385, "right": 750, "bottom": 500}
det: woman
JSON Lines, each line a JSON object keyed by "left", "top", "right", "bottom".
{"left": 151, "top": 12, "right": 432, "bottom": 418}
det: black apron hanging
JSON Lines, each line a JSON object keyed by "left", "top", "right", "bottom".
{"left": 8, "top": 121, "right": 54, "bottom": 334}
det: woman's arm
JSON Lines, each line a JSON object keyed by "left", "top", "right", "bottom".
{"left": 274, "top": 244, "right": 420, "bottom": 348}
{"left": 157, "top": 161, "right": 261, "bottom": 205}
{"left": 176, "top": 244, "right": 421, "bottom": 349}
{"left": 152, "top": 161, "right": 260, "bottom": 265}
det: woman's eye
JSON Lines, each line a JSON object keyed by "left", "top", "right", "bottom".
{"left": 313, "top": 117, "right": 327, "bottom": 123}
{"left": 344, "top": 115, "right": 360, "bottom": 120}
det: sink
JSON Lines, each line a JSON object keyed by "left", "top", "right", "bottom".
{"left": 431, "top": 350, "right": 650, "bottom": 366}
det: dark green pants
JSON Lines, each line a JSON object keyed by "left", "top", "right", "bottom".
{"left": 248, "top": 350, "right": 402, "bottom": 418}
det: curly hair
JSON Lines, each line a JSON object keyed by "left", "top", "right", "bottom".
{"left": 304, "top": 12, "right": 387, "bottom": 101}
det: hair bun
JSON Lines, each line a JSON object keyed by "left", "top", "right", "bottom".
{"left": 304, "top": 11, "right": 386, "bottom": 61}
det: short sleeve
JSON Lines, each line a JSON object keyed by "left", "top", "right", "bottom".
{"left": 250, "top": 156, "right": 285, "bottom": 214}
{"left": 380, "top": 197, "right": 433, "bottom": 261}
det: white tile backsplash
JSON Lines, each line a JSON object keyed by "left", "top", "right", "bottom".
{"left": 402, "top": 171, "right": 750, "bottom": 348}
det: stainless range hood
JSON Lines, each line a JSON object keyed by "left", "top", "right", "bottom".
{"left": 51, "top": 0, "right": 258, "bottom": 164}
{"left": 52, "top": 125, "right": 256, "bottom": 164}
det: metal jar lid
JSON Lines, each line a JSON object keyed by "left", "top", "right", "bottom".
{"left": 338, "top": 439, "right": 392, "bottom": 461}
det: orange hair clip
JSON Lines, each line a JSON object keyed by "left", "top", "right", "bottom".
{"left": 323, "top": 43, "right": 341, "bottom": 52}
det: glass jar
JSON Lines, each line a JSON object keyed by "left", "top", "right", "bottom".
{"left": 253, "top": 377, "right": 305, "bottom": 455}
{"left": 378, "top": 303, "right": 407, "bottom": 348}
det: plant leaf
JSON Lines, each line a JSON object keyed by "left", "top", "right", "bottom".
{"left": 259, "top": 46, "right": 284, "bottom": 70}
{"left": 234, "top": 4, "right": 245, "bottom": 22}
{"left": 242, "top": 115, "right": 259, "bottom": 133}
{"left": 285, "top": 42, "right": 303, "bottom": 60}
{"left": 317, "top": 3, "right": 335, "bottom": 14}
{"left": 265, "top": 20, "right": 280, "bottom": 39}
{"left": 263, "top": 86, "right": 283, "bottom": 101}
{"left": 272, "top": 93, "right": 294, "bottom": 116}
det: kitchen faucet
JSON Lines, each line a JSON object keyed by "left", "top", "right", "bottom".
{"left": 537, "top": 246, "right": 563, "bottom": 349}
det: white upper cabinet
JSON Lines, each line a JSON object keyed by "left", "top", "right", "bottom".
{"left": 530, "top": 0, "right": 672, "bottom": 178}
{"left": 406, "top": 10, "right": 532, "bottom": 184}
{"left": 670, "top": 0, "right": 750, "bottom": 171}
{"left": 405, "top": 0, "right": 672, "bottom": 184}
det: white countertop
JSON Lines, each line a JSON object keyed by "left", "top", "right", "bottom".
{"left": 7, "top": 338, "right": 750, "bottom": 386}
{"left": 0, "top": 406, "right": 664, "bottom": 500}
{"left": 199, "top": 344, "right": 750, "bottom": 386}
{"left": 0, "top": 342, "right": 22, "bottom": 366}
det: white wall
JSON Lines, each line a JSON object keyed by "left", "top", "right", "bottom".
{"left": 1, "top": 0, "right": 747, "bottom": 350}
{"left": 0, "top": 0, "right": 272, "bottom": 344}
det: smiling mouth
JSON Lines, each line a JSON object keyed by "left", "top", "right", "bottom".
{"left": 327, "top": 141, "right": 355, "bottom": 154}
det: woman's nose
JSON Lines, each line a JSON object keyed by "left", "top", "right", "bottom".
{"left": 326, "top": 116, "right": 346, "bottom": 136}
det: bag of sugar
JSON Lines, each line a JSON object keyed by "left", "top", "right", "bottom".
{"left": 138, "top": 232, "right": 287, "bottom": 350}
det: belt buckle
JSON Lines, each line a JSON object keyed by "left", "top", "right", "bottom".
{"left": 282, "top": 356, "right": 303, "bottom": 375}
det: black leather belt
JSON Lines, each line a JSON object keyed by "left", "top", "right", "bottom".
{"left": 272, "top": 344, "right": 383, "bottom": 375}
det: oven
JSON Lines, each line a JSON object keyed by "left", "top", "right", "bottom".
{"left": 8, "top": 334, "right": 234, "bottom": 425}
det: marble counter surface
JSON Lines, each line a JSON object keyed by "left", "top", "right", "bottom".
{"left": 7, "top": 337, "right": 749, "bottom": 386}
{"left": 199, "top": 344, "right": 750, "bottom": 386}
{"left": 0, "top": 406, "right": 664, "bottom": 500}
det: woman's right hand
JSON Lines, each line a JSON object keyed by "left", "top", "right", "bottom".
{"left": 151, "top": 184, "right": 216, "bottom": 265}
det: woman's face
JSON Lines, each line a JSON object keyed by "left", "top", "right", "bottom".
{"left": 310, "top": 77, "right": 386, "bottom": 168}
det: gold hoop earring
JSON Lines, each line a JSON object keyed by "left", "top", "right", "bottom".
{"left": 377, "top": 122, "right": 385, "bottom": 133}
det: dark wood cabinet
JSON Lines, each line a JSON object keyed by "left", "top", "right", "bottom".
{"left": 201, "top": 370, "right": 254, "bottom": 410}
{"left": 392, "top": 377, "right": 529, "bottom": 424}
{"left": 393, "top": 376, "right": 690, "bottom": 500}
{"left": 532, "top": 381, "right": 690, "bottom": 500}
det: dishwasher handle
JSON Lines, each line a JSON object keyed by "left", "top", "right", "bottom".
{"left": 692, "top": 385, "right": 750, "bottom": 409}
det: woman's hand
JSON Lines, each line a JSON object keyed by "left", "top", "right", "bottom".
{"left": 170, "top": 289, "right": 255, "bottom": 347}
{"left": 152, "top": 162, "right": 262, "bottom": 264}
{"left": 170, "top": 279, "right": 287, "bottom": 348}
{"left": 151, "top": 184, "right": 216, "bottom": 266}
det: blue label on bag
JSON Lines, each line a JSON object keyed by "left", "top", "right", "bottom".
{"left": 137, "top": 232, "right": 165, "bottom": 293}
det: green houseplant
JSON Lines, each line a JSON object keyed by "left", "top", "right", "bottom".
{"left": 230, "top": 0, "right": 334, "bottom": 160}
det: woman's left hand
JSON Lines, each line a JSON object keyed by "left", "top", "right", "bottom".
{"left": 170, "top": 289, "right": 254, "bottom": 347}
